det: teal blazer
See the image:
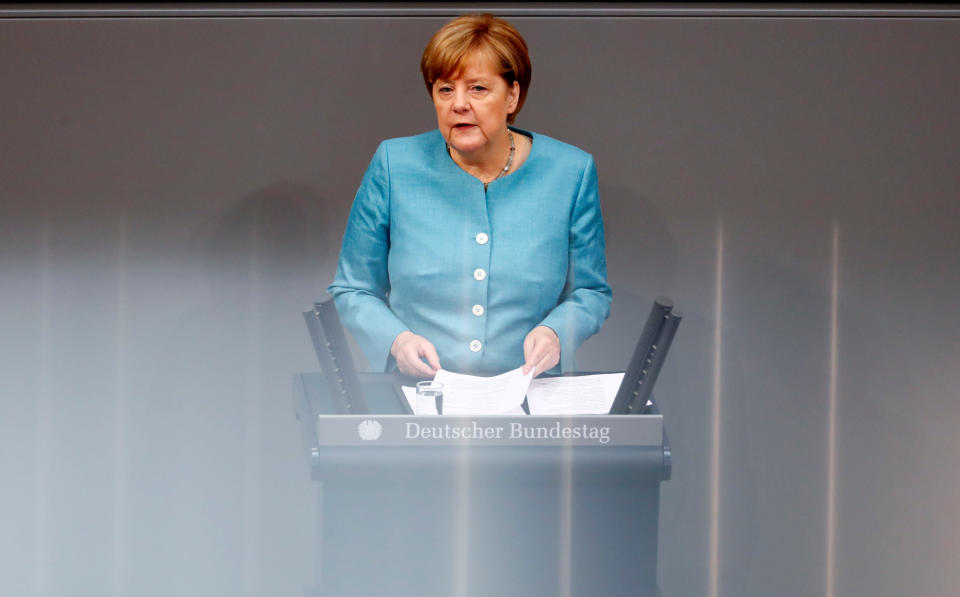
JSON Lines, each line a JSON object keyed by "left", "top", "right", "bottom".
{"left": 329, "top": 128, "right": 611, "bottom": 375}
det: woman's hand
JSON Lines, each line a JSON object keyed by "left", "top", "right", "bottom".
{"left": 391, "top": 331, "right": 442, "bottom": 378}
{"left": 523, "top": 326, "right": 560, "bottom": 377}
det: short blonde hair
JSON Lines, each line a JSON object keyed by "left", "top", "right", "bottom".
{"left": 420, "top": 14, "right": 532, "bottom": 124}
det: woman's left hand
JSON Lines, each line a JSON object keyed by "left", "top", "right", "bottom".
{"left": 522, "top": 326, "right": 560, "bottom": 377}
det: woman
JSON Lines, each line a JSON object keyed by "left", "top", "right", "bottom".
{"left": 329, "top": 14, "right": 611, "bottom": 379}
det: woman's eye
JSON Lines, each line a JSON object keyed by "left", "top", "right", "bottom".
{"left": 471, "top": 86, "right": 487, "bottom": 93}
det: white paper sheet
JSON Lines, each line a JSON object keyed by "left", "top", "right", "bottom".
{"left": 422, "top": 367, "right": 532, "bottom": 415}
{"left": 525, "top": 372, "right": 625, "bottom": 415}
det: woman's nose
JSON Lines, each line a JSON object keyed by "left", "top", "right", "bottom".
{"left": 453, "top": 89, "right": 470, "bottom": 112}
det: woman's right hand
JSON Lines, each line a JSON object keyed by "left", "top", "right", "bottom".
{"left": 390, "top": 331, "right": 442, "bottom": 378}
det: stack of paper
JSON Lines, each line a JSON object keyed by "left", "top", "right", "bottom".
{"left": 402, "top": 368, "right": 626, "bottom": 416}
{"left": 526, "top": 372, "right": 624, "bottom": 415}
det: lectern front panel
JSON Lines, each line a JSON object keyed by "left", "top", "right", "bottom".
{"left": 294, "top": 372, "right": 669, "bottom": 596}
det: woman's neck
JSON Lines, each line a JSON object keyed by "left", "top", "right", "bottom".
{"left": 449, "top": 128, "right": 515, "bottom": 183}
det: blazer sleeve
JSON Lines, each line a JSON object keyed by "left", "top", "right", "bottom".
{"left": 327, "top": 142, "right": 409, "bottom": 371}
{"left": 538, "top": 154, "right": 612, "bottom": 372}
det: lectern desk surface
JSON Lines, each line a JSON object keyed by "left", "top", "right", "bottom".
{"left": 295, "top": 372, "right": 671, "bottom": 482}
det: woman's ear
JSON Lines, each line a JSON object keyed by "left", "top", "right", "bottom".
{"left": 507, "top": 80, "right": 520, "bottom": 114}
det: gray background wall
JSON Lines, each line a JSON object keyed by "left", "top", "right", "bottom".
{"left": 2, "top": 5, "right": 958, "bottom": 597}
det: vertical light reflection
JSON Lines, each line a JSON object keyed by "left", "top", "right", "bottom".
{"left": 111, "top": 215, "right": 129, "bottom": 597}
{"left": 708, "top": 218, "right": 724, "bottom": 597}
{"left": 242, "top": 224, "right": 264, "bottom": 596}
{"left": 315, "top": 485, "right": 325, "bottom": 591}
{"left": 558, "top": 443, "right": 573, "bottom": 597}
{"left": 33, "top": 217, "right": 52, "bottom": 597}
{"left": 826, "top": 221, "right": 839, "bottom": 597}
{"left": 559, "top": 295, "right": 575, "bottom": 595}
{"left": 452, "top": 445, "right": 470, "bottom": 597}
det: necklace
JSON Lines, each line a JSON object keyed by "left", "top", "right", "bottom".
{"left": 492, "top": 130, "right": 516, "bottom": 183}
{"left": 447, "top": 130, "right": 515, "bottom": 190}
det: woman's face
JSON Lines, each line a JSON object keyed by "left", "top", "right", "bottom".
{"left": 432, "top": 52, "right": 520, "bottom": 158}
